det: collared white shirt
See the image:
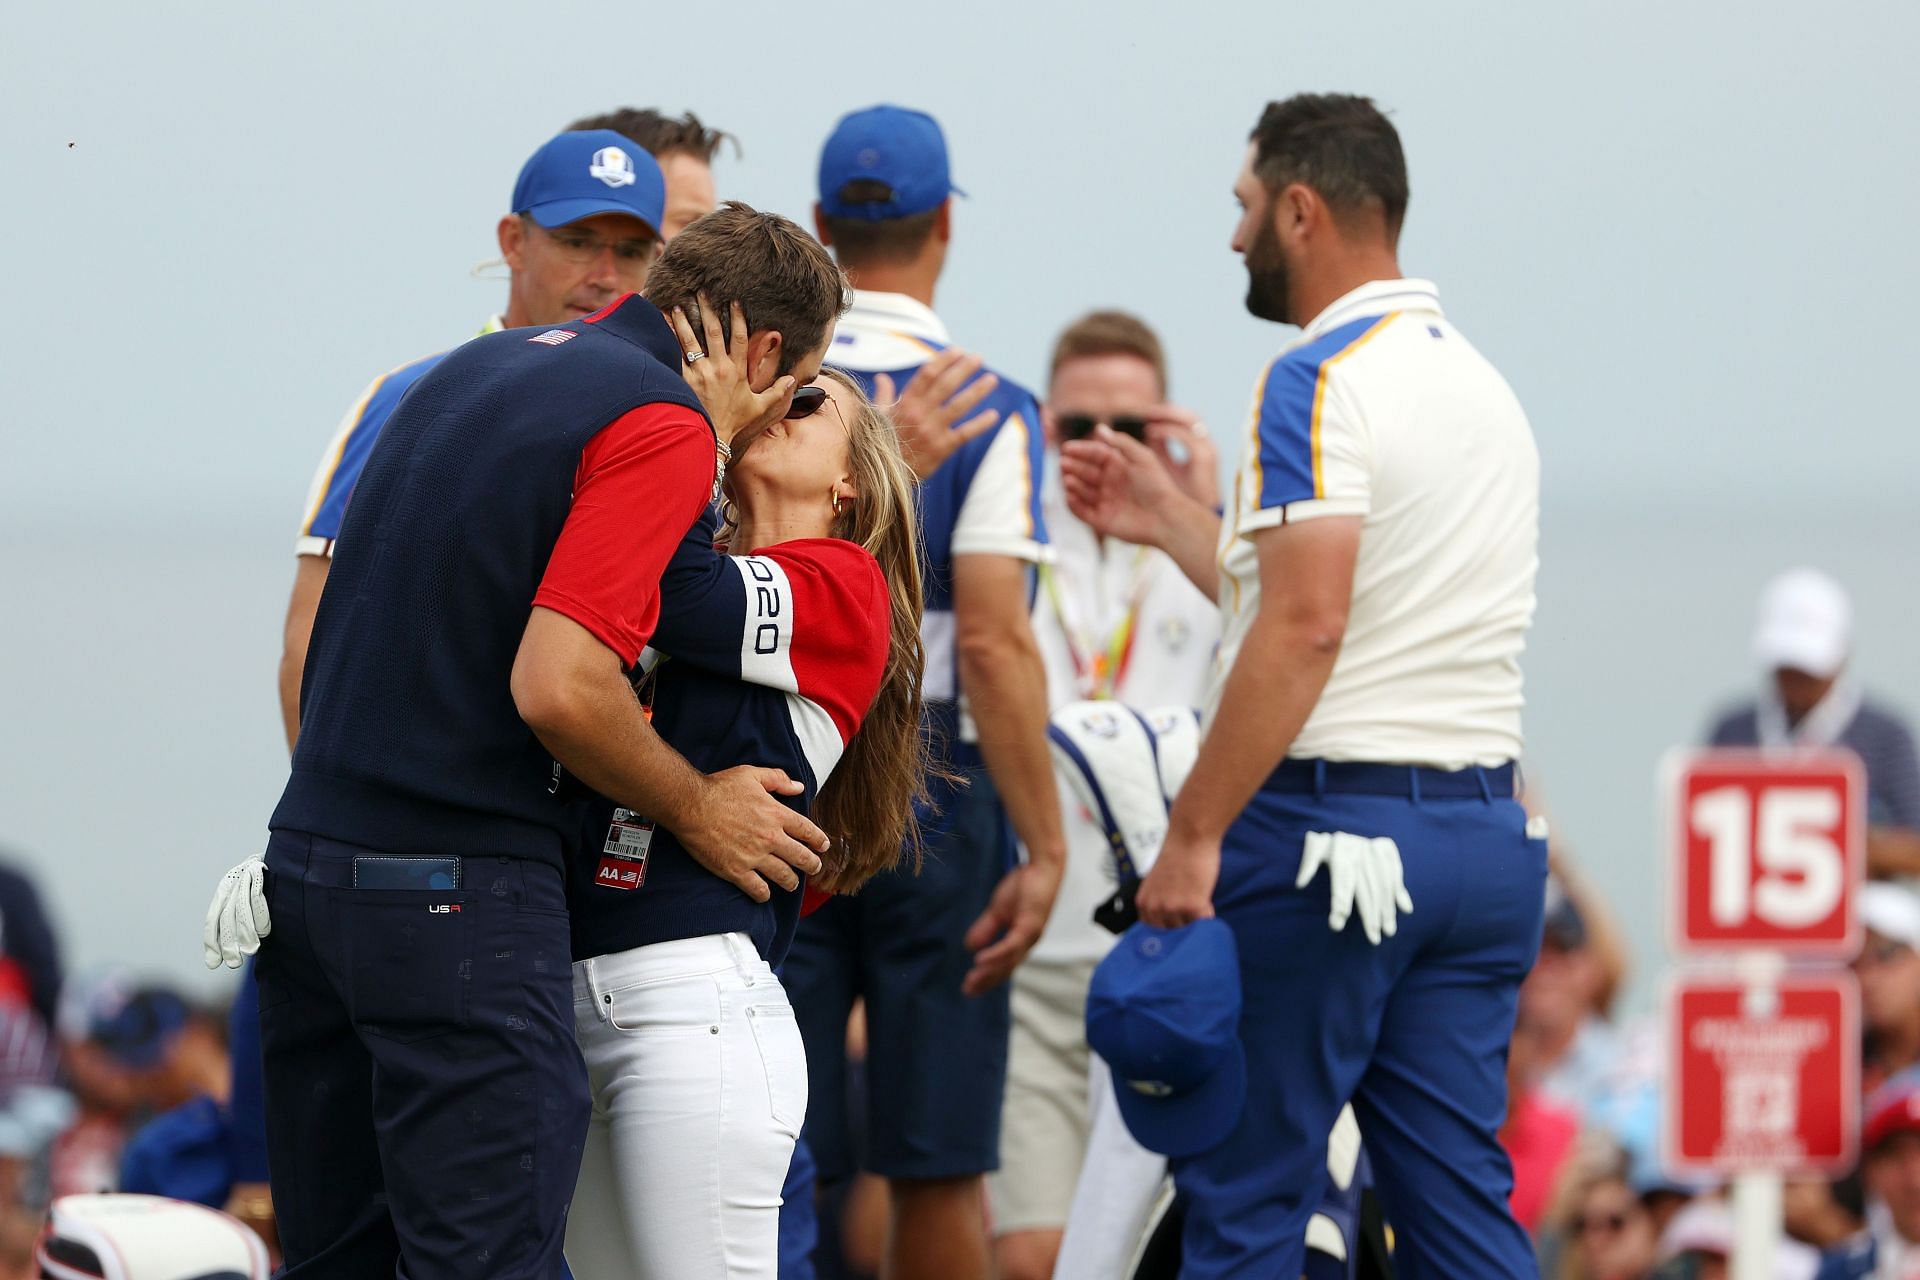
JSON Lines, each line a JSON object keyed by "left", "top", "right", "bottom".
{"left": 829, "top": 289, "right": 1047, "bottom": 711}
{"left": 833, "top": 290, "right": 1044, "bottom": 565}
{"left": 1210, "top": 279, "right": 1540, "bottom": 769}
{"left": 1034, "top": 458, "right": 1216, "bottom": 710}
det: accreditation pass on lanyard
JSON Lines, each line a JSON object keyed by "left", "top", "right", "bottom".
{"left": 595, "top": 807, "right": 655, "bottom": 891}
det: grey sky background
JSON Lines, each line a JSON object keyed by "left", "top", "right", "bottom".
{"left": 2, "top": 2, "right": 1917, "bottom": 1003}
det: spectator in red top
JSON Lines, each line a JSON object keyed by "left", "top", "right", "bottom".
{"left": 1818, "top": 1070, "right": 1920, "bottom": 1278}
{"left": 1503, "top": 1015, "right": 1582, "bottom": 1236}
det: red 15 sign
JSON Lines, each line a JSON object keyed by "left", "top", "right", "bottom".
{"left": 1668, "top": 749, "right": 1863, "bottom": 955}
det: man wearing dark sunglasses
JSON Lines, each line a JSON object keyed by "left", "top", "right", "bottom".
{"left": 1048, "top": 330, "right": 1218, "bottom": 513}
{"left": 993, "top": 311, "right": 1221, "bottom": 1280}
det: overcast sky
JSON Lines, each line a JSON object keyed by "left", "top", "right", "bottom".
{"left": 3, "top": 1, "right": 1917, "bottom": 999}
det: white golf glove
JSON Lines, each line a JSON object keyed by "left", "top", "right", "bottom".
{"left": 203, "top": 856, "right": 270, "bottom": 970}
{"left": 1296, "top": 832, "right": 1414, "bottom": 945}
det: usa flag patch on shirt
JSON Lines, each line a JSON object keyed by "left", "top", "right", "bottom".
{"left": 527, "top": 329, "right": 576, "bottom": 346}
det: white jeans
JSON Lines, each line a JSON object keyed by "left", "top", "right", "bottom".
{"left": 564, "top": 932, "right": 807, "bottom": 1280}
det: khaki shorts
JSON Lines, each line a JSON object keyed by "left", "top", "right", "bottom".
{"left": 987, "top": 955, "right": 1099, "bottom": 1235}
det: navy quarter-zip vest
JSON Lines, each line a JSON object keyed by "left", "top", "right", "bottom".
{"left": 271, "top": 295, "right": 711, "bottom": 869}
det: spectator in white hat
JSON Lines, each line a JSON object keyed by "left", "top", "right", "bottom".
{"left": 1657, "top": 1197, "right": 1820, "bottom": 1279}
{"left": 1854, "top": 884, "right": 1920, "bottom": 1093}
{"left": 1706, "top": 568, "right": 1920, "bottom": 877}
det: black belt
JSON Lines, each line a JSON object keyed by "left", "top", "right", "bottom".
{"left": 1262, "top": 759, "right": 1517, "bottom": 800}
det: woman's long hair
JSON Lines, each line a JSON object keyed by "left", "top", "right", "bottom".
{"left": 807, "top": 368, "right": 932, "bottom": 893}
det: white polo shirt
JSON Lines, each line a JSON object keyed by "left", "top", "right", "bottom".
{"left": 828, "top": 290, "right": 1048, "bottom": 715}
{"left": 1210, "top": 279, "right": 1539, "bottom": 769}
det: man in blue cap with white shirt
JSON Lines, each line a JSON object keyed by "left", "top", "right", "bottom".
{"left": 784, "top": 104, "right": 1065, "bottom": 1280}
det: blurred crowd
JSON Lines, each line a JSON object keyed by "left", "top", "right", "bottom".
{"left": 1505, "top": 569, "right": 1920, "bottom": 1280}
{"left": 0, "top": 877, "right": 262, "bottom": 1275}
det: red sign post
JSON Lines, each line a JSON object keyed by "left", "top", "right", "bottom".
{"left": 1668, "top": 750, "right": 1864, "bottom": 956}
{"left": 1662, "top": 747, "right": 1865, "bottom": 1280}
{"left": 1666, "top": 973, "right": 1859, "bottom": 1177}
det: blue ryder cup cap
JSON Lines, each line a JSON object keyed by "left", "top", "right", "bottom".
{"left": 511, "top": 129, "right": 665, "bottom": 236}
{"left": 1085, "top": 920, "right": 1246, "bottom": 1158}
{"left": 817, "top": 105, "right": 966, "bottom": 222}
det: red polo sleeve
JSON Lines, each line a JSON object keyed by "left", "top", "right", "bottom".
{"left": 533, "top": 404, "right": 715, "bottom": 667}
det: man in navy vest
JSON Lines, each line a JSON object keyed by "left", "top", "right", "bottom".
{"left": 207, "top": 204, "right": 849, "bottom": 1279}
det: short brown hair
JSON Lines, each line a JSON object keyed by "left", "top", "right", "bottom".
{"left": 819, "top": 179, "right": 940, "bottom": 269}
{"left": 565, "top": 107, "right": 733, "bottom": 163}
{"left": 1250, "top": 95, "right": 1408, "bottom": 237}
{"left": 644, "top": 202, "right": 848, "bottom": 376}
{"left": 1048, "top": 311, "right": 1168, "bottom": 397}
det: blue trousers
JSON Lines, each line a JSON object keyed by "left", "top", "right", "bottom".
{"left": 1172, "top": 783, "right": 1546, "bottom": 1279}
{"left": 777, "top": 1137, "right": 817, "bottom": 1280}
{"left": 785, "top": 754, "right": 1013, "bottom": 1183}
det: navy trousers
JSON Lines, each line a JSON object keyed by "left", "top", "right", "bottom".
{"left": 1173, "top": 778, "right": 1547, "bottom": 1279}
{"left": 784, "top": 755, "right": 1014, "bottom": 1183}
{"left": 257, "top": 831, "right": 589, "bottom": 1279}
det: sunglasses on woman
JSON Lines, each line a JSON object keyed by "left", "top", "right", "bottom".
{"left": 786, "top": 385, "right": 828, "bottom": 420}
{"left": 1057, "top": 414, "right": 1148, "bottom": 442}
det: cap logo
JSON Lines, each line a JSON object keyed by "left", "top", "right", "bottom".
{"left": 857, "top": 147, "right": 881, "bottom": 169}
{"left": 1128, "top": 1078, "right": 1175, "bottom": 1097}
{"left": 1139, "top": 936, "right": 1164, "bottom": 957}
{"left": 589, "top": 146, "right": 637, "bottom": 189}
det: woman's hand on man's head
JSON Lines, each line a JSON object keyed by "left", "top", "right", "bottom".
{"left": 670, "top": 295, "right": 797, "bottom": 449}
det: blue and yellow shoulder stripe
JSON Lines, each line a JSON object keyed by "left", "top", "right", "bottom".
{"left": 299, "top": 350, "right": 448, "bottom": 545}
{"left": 1247, "top": 313, "right": 1398, "bottom": 510}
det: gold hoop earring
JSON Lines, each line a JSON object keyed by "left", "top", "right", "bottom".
{"left": 831, "top": 492, "right": 846, "bottom": 516}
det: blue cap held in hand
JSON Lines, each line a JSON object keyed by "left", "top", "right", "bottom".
{"left": 817, "top": 105, "right": 966, "bottom": 222}
{"left": 511, "top": 129, "right": 665, "bottom": 235}
{"left": 1085, "top": 919, "right": 1246, "bottom": 1157}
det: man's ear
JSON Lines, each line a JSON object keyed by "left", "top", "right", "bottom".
{"left": 933, "top": 198, "right": 952, "bottom": 245}
{"left": 813, "top": 203, "right": 834, "bottom": 247}
{"left": 498, "top": 215, "right": 527, "bottom": 269}
{"left": 1277, "top": 184, "right": 1316, "bottom": 245}
{"left": 745, "top": 328, "right": 785, "bottom": 390}
{"left": 1039, "top": 403, "right": 1060, "bottom": 449}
